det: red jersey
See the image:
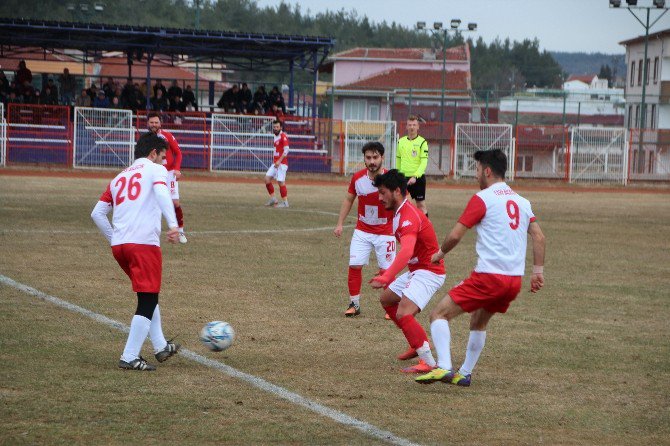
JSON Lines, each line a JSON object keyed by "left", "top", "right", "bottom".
{"left": 393, "top": 199, "right": 445, "bottom": 275}
{"left": 273, "top": 131, "right": 289, "bottom": 165}
{"left": 156, "top": 129, "right": 182, "bottom": 172}
{"left": 348, "top": 168, "right": 393, "bottom": 235}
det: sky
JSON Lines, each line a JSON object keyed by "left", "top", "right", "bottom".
{"left": 254, "top": 0, "right": 670, "bottom": 53}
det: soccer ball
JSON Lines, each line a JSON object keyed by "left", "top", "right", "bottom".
{"left": 200, "top": 321, "right": 235, "bottom": 352}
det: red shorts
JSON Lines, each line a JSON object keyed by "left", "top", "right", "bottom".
{"left": 112, "top": 243, "right": 162, "bottom": 293}
{"left": 449, "top": 272, "right": 522, "bottom": 314}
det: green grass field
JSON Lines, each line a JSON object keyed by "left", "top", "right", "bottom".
{"left": 1, "top": 173, "right": 669, "bottom": 445}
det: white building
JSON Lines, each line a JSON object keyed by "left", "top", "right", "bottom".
{"left": 620, "top": 28, "right": 670, "bottom": 129}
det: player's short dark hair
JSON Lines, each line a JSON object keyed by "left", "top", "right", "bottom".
{"left": 373, "top": 169, "right": 407, "bottom": 196}
{"left": 272, "top": 120, "right": 283, "bottom": 127}
{"left": 135, "top": 132, "right": 167, "bottom": 158}
{"left": 407, "top": 115, "right": 419, "bottom": 122}
{"left": 147, "top": 111, "right": 161, "bottom": 121}
{"left": 361, "top": 141, "right": 385, "bottom": 156}
{"left": 474, "top": 149, "right": 507, "bottom": 178}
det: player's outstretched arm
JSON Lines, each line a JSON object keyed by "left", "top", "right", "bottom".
{"left": 432, "top": 222, "right": 468, "bottom": 263}
{"left": 370, "top": 233, "right": 416, "bottom": 288}
{"left": 528, "top": 221, "right": 546, "bottom": 293}
{"left": 91, "top": 201, "right": 113, "bottom": 243}
{"left": 334, "top": 193, "right": 356, "bottom": 237}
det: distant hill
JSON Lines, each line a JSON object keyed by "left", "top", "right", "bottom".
{"left": 550, "top": 52, "right": 626, "bottom": 79}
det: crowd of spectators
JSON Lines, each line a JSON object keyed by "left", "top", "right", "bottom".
{"left": 1, "top": 61, "right": 289, "bottom": 119}
{"left": 217, "top": 83, "right": 287, "bottom": 118}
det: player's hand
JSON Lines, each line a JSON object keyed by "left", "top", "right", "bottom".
{"left": 333, "top": 225, "right": 343, "bottom": 237}
{"left": 174, "top": 170, "right": 182, "bottom": 179}
{"left": 431, "top": 250, "right": 444, "bottom": 264}
{"left": 407, "top": 177, "right": 417, "bottom": 186}
{"left": 274, "top": 162, "right": 280, "bottom": 168}
{"left": 166, "top": 227, "right": 179, "bottom": 244}
{"left": 369, "top": 275, "right": 389, "bottom": 289}
{"left": 530, "top": 273, "right": 544, "bottom": 293}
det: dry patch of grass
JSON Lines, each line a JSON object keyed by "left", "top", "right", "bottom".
{"left": 1, "top": 175, "right": 669, "bottom": 445}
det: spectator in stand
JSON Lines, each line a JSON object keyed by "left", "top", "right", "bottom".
{"left": 43, "top": 79, "right": 59, "bottom": 104}
{"left": 239, "top": 83, "right": 253, "bottom": 113}
{"left": 87, "top": 84, "right": 99, "bottom": 102}
{"left": 253, "top": 85, "right": 268, "bottom": 113}
{"left": 58, "top": 68, "right": 77, "bottom": 105}
{"left": 103, "top": 77, "right": 116, "bottom": 99}
{"left": 41, "top": 87, "right": 59, "bottom": 105}
{"left": 34, "top": 89, "right": 44, "bottom": 104}
{"left": 167, "top": 80, "right": 182, "bottom": 103}
{"left": 217, "top": 84, "right": 240, "bottom": 113}
{"left": 269, "top": 103, "right": 284, "bottom": 119}
{"left": 135, "top": 83, "right": 147, "bottom": 110}
{"left": 0, "top": 71, "right": 10, "bottom": 96}
{"left": 93, "top": 90, "right": 110, "bottom": 108}
{"left": 169, "top": 95, "right": 186, "bottom": 113}
{"left": 153, "top": 79, "right": 167, "bottom": 99}
{"left": 268, "top": 85, "right": 286, "bottom": 113}
{"left": 151, "top": 89, "right": 169, "bottom": 111}
{"left": 182, "top": 85, "right": 197, "bottom": 111}
{"left": 21, "top": 82, "right": 36, "bottom": 104}
{"left": 15, "top": 60, "right": 32, "bottom": 87}
{"left": 7, "top": 91, "right": 21, "bottom": 104}
{"left": 76, "top": 88, "right": 92, "bottom": 107}
{"left": 111, "top": 96, "right": 124, "bottom": 109}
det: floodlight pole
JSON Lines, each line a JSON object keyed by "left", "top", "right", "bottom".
{"left": 194, "top": 0, "right": 201, "bottom": 111}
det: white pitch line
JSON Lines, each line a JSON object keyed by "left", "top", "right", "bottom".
{"left": 0, "top": 225, "right": 354, "bottom": 236}
{"left": 0, "top": 274, "right": 422, "bottom": 446}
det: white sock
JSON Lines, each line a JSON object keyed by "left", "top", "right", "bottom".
{"left": 460, "top": 330, "right": 487, "bottom": 376}
{"left": 350, "top": 295, "right": 360, "bottom": 307}
{"left": 149, "top": 305, "right": 168, "bottom": 353}
{"left": 178, "top": 228, "right": 184, "bottom": 234}
{"left": 416, "top": 340, "right": 436, "bottom": 367}
{"left": 121, "top": 315, "right": 151, "bottom": 362}
{"left": 430, "top": 319, "right": 453, "bottom": 371}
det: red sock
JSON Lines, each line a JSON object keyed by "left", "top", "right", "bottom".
{"left": 347, "top": 267, "right": 362, "bottom": 297}
{"left": 397, "top": 314, "right": 429, "bottom": 350}
{"left": 279, "top": 185, "right": 287, "bottom": 199}
{"left": 266, "top": 183, "right": 275, "bottom": 195}
{"left": 175, "top": 205, "right": 184, "bottom": 228}
{"left": 383, "top": 303, "right": 400, "bottom": 327}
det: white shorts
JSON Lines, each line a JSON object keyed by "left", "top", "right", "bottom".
{"left": 167, "top": 170, "right": 179, "bottom": 200}
{"left": 388, "top": 270, "right": 446, "bottom": 311}
{"left": 349, "top": 229, "right": 396, "bottom": 270}
{"left": 266, "top": 164, "right": 288, "bottom": 182}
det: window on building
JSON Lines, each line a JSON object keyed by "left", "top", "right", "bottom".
{"left": 368, "top": 104, "right": 380, "bottom": 121}
{"left": 646, "top": 58, "right": 650, "bottom": 85}
{"left": 628, "top": 105, "right": 633, "bottom": 128}
{"left": 635, "top": 105, "right": 640, "bottom": 128}
{"left": 638, "top": 59, "right": 643, "bottom": 86}
{"left": 630, "top": 61, "right": 636, "bottom": 87}
{"left": 343, "top": 99, "right": 367, "bottom": 120}
{"left": 651, "top": 104, "right": 656, "bottom": 129}
{"left": 654, "top": 57, "right": 659, "bottom": 84}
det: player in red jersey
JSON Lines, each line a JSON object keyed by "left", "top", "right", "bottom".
{"left": 147, "top": 112, "right": 187, "bottom": 243}
{"left": 416, "top": 149, "right": 546, "bottom": 387}
{"left": 91, "top": 132, "right": 181, "bottom": 371}
{"left": 334, "top": 142, "right": 395, "bottom": 318}
{"left": 264, "top": 120, "right": 290, "bottom": 208}
{"left": 370, "top": 169, "right": 446, "bottom": 373}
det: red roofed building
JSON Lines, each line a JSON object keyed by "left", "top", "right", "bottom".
{"left": 324, "top": 45, "right": 471, "bottom": 121}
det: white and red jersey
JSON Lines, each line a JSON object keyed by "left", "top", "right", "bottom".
{"left": 458, "top": 182, "right": 536, "bottom": 276}
{"left": 348, "top": 168, "right": 393, "bottom": 235}
{"left": 273, "top": 131, "right": 289, "bottom": 165}
{"left": 156, "top": 129, "right": 182, "bottom": 172}
{"left": 98, "top": 158, "right": 176, "bottom": 247}
{"left": 393, "top": 199, "right": 445, "bottom": 275}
